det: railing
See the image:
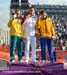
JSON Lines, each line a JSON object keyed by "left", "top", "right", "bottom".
{"left": 0, "top": 30, "right": 10, "bottom": 45}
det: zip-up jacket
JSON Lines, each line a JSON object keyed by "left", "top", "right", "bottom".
{"left": 35, "top": 17, "right": 56, "bottom": 39}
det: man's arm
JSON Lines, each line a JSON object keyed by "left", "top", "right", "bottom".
{"left": 35, "top": 18, "right": 40, "bottom": 29}
{"left": 8, "top": 18, "right": 13, "bottom": 28}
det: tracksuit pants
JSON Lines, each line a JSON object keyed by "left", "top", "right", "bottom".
{"left": 40, "top": 38, "right": 54, "bottom": 61}
{"left": 10, "top": 36, "right": 23, "bottom": 61}
{"left": 25, "top": 36, "right": 36, "bottom": 62}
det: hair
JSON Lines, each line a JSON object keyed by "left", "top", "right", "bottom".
{"left": 25, "top": 11, "right": 30, "bottom": 16}
{"left": 40, "top": 10, "right": 46, "bottom": 15}
{"left": 29, "top": 5, "right": 35, "bottom": 9}
{"left": 15, "top": 9, "right": 20, "bottom": 14}
{"left": 22, "top": 11, "right": 30, "bottom": 24}
{"left": 39, "top": 9, "right": 48, "bottom": 16}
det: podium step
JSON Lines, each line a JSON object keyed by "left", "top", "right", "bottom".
{"left": 0, "top": 62, "right": 67, "bottom": 75}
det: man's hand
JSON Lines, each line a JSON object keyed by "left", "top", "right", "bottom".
{"left": 22, "top": 35, "right": 27, "bottom": 40}
{"left": 52, "top": 36, "right": 56, "bottom": 41}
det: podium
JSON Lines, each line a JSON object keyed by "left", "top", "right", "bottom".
{"left": 0, "top": 59, "right": 67, "bottom": 75}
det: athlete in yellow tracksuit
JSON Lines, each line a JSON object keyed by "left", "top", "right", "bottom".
{"left": 8, "top": 10, "right": 24, "bottom": 63}
{"left": 35, "top": 10, "right": 56, "bottom": 62}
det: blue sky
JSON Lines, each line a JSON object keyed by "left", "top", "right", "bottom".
{"left": 0, "top": 0, "right": 67, "bottom": 30}
{"left": 0, "top": 0, "right": 10, "bottom": 29}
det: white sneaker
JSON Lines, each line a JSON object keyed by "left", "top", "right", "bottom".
{"left": 42, "top": 60, "right": 46, "bottom": 63}
{"left": 18, "top": 60, "right": 24, "bottom": 63}
{"left": 25, "top": 60, "right": 28, "bottom": 64}
{"left": 9, "top": 60, "right": 15, "bottom": 64}
{"left": 32, "top": 60, "right": 38, "bottom": 63}
{"left": 39, "top": 60, "right": 46, "bottom": 63}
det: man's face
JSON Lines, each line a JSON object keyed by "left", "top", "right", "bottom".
{"left": 16, "top": 10, "right": 21, "bottom": 17}
{"left": 42, "top": 12, "right": 47, "bottom": 18}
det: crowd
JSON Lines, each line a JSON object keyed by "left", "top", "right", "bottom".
{"left": 52, "top": 15, "right": 67, "bottom": 50}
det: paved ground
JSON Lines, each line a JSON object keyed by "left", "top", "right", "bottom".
{"left": 0, "top": 58, "right": 9, "bottom": 70}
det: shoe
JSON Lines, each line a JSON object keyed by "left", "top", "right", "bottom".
{"left": 9, "top": 60, "right": 15, "bottom": 64}
{"left": 18, "top": 60, "right": 24, "bottom": 63}
{"left": 33, "top": 60, "right": 38, "bottom": 63}
{"left": 29, "top": 60, "right": 38, "bottom": 64}
{"left": 42, "top": 60, "right": 46, "bottom": 63}
{"left": 50, "top": 60, "right": 55, "bottom": 63}
{"left": 46, "top": 60, "right": 50, "bottom": 63}
{"left": 39, "top": 60, "right": 46, "bottom": 63}
{"left": 25, "top": 60, "right": 28, "bottom": 64}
